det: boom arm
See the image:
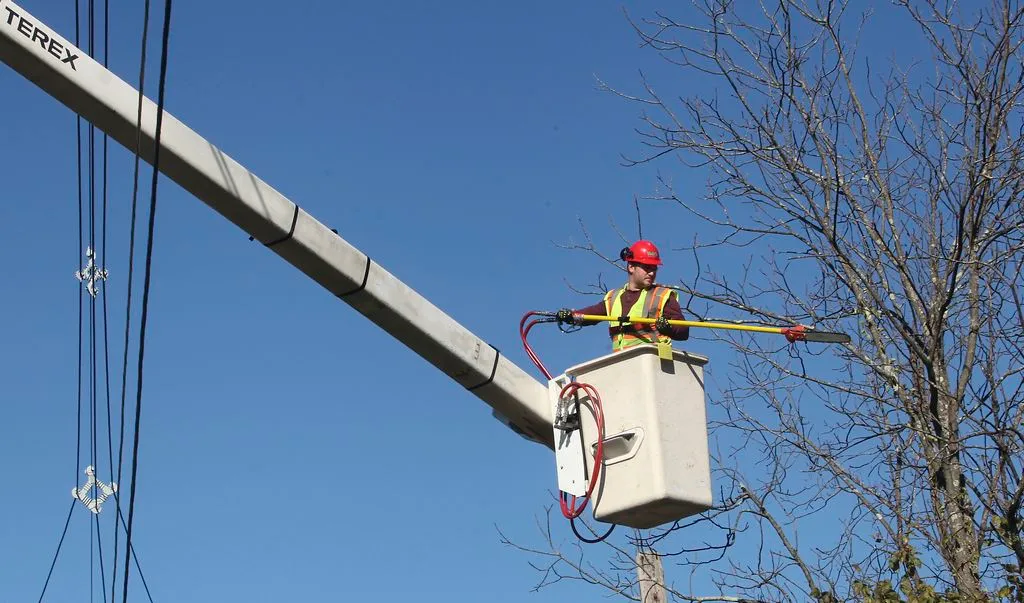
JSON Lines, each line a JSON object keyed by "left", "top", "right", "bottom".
{"left": 0, "top": 0, "right": 552, "bottom": 446}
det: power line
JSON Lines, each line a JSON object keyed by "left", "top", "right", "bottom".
{"left": 121, "top": 0, "right": 174, "bottom": 600}
{"left": 111, "top": 0, "right": 152, "bottom": 595}
{"left": 74, "top": 0, "right": 84, "bottom": 493}
{"left": 37, "top": 0, "right": 158, "bottom": 598}
{"left": 47, "top": 0, "right": 90, "bottom": 598}
{"left": 100, "top": 0, "right": 117, "bottom": 595}
{"left": 93, "top": 0, "right": 113, "bottom": 599}
{"left": 37, "top": 501, "right": 76, "bottom": 602}
{"left": 94, "top": 512, "right": 108, "bottom": 603}
{"left": 112, "top": 498, "right": 156, "bottom": 603}
{"left": 85, "top": 0, "right": 109, "bottom": 598}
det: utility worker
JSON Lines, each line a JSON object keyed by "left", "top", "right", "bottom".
{"left": 556, "top": 240, "right": 690, "bottom": 352}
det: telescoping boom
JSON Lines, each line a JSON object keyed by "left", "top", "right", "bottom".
{"left": 0, "top": 0, "right": 553, "bottom": 446}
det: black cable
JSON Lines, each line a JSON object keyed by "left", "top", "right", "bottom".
{"left": 38, "top": 500, "right": 76, "bottom": 602}
{"left": 570, "top": 516, "right": 616, "bottom": 544}
{"left": 75, "top": 72, "right": 84, "bottom": 492}
{"left": 91, "top": 315, "right": 101, "bottom": 601}
{"left": 129, "top": 539, "right": 155, "bottom": 603}
{"left": 90, "top": 308, "right": 97, "bottom": 603}
{"left": 86, "top": 0, "right": 101, "bottom": 597}
{"left": 112, "top": 497, "right": 155, "bottom": 603}
{"left": 90, "top": 515, "right": 94, "bottom": 602}
{"left": 75, "top": 145, "right": 84, "bottom": 485}
{"left": 112, "top": 0, "right": 152, "bottom": 595}
{"left": 94, "top": 511, "right": 107, "bottom": 603}
{"left": 72, "top": 10, "right": 85, "bottom": 598}
{"left": 102, "top": 219, "right": 115, "bottom": 597}
{"left": 59, "top": 1, "right": 85, "bottom": 600}
{"left": 121, "top": 0, "right": 173, "bottom": 599}
{"left": 99, "top": 0, "right": 115, "bottom": 600}
{"left": 101, "top": 0, "right": 113, "bottom": 487}
{"left": 89, "top": 202, "right": 98, "bottom": 603}
{"left": 128, "top": 538, "right": 156, "bottom": 603}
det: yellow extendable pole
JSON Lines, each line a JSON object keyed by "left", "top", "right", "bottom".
{"left": 576, "top": 315, "right": 850, "bottom": 344}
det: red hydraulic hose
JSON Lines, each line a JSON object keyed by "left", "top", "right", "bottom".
{"left": 519, "top": 311, "right": 555, "bottom": 380}
{"left": 557, "top": 381, "right": 606, "bottom": 519}
{"left": 519, "top": 312, "right": 606, "bottom": 519}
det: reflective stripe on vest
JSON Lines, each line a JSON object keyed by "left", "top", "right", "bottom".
{"left": 603, "top": 286, "right": 674, "bottom": 352}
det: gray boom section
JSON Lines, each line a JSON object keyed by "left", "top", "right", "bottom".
{"left": 0, "top": 0, "right": 553, "bottom": 447}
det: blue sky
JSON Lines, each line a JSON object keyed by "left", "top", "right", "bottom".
{"left": 0, "top": 1, "right": 916, "bottom": 601}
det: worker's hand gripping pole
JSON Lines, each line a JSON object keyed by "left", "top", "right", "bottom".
{"left": 576, "top": 315, "right": 851, "bottom": 344}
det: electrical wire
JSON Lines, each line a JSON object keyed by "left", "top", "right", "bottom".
{"left": 96, "top": 519, "right": 110, "bottom": 602}
{"left": 72, "top": 0, "right": 90, "bottom": 599}
{"left": 35, "top": 0, "right": 155, "bottom": 598}
{"left": 84, "top": 0, "right": 114, "bottom": 597}
{"left": 111, "top": 0, "right": 152, "bottom": 594}
{"left": 121, "top": 0, "right": 174, "bottom": 600}
{"left": 37, "top": 500, "right": 76, "bottom": 602}
{"left": 99, "top": 4, "right": 119, "bottom": 597}
{"left": 105, "top": 494, "right": 155, "bottom": 603}
{"left": 570, "top": 516, "right": 616, "bottom": 544}
{"left": 73, "top": 0, "right": 84, "bottom": 494}
{"left": 117, "top": 501, "right": 156, "bottom": 603}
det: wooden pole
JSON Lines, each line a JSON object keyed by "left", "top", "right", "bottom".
{"left": 637, "top": 548, "right": 667, "bottom": 603}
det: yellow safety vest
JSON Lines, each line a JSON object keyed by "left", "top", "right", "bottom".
{"left": 603, "top": 286, "right": 675, "bottom": 352}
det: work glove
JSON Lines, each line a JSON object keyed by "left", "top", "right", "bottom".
{"left": 655, "top": 316, "right": 672, "bottom": 336}
{"left": 556, "top": 308, "right": 576, "bottom": 325}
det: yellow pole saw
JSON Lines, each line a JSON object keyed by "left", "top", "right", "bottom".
{"left": 576, "top": 314, "right": 851, "bottom": 344}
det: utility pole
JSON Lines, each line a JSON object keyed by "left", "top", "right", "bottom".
{"left": 636, "top": 548, "right": 667, "bottom": 603}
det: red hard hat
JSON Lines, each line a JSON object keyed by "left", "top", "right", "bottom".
{"left": 620, "top": 240, "right": 663, "bottom": 266}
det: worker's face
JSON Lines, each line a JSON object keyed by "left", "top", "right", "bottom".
{"left": 628, "top": 262, "right": 657, "bottom": 289}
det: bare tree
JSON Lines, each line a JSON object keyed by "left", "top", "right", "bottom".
{"left": 506, "top": 1, "right": 1024, "bottom": 601}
